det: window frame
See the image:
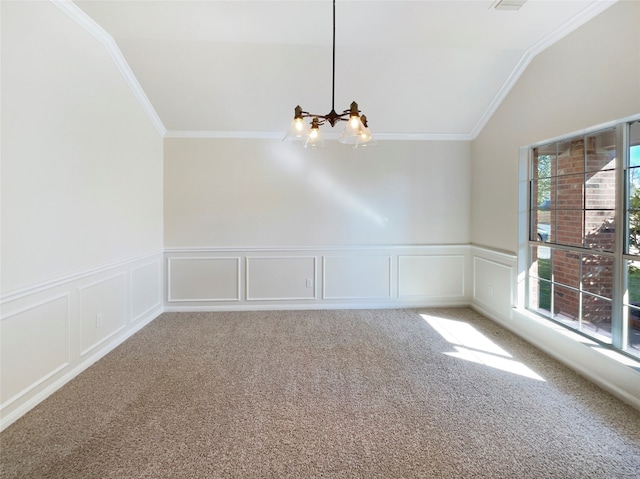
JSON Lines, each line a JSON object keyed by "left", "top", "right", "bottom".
{"left": 524, "top": 116, "right": 640, "bottom": 360}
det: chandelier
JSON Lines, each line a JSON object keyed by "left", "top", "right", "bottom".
{"left": 283, "top": 0, "right": 375, "bottom": 149}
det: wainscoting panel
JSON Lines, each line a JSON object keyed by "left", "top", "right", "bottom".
{"left": 131, "top": 260, "right": 162, "bottom": 322}
{"left": 0, "top": 251, "right": 163, "bottom": 431}
{"left": 471, "top": 246, "right": 517, "bottom": 320}
{"left": 323, "top": 255, "right": 392, "bottom": 300}
{"left": 79, "top": 273, "right": 127, "bottom": 357}
{"left": 247, "top": 257, "right": 316, "bottom": 301}
{"left": 168, "top": 257, "right": 240, "bottom": 302}
{"left": 398, "top": 255, "right": 465, "bottom": 298}
{"left": 0, "top": 294, "right": 70, "bottom": 407}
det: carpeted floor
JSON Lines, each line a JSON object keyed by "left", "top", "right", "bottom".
{"left": 1, "top": 308, "right": 640, "bottom": 478}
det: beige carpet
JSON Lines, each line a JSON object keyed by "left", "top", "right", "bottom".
{"left": 1, "top": 308, "right": 640, "bottom": 478}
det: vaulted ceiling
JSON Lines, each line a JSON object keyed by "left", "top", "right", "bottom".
{"left": 73, "top": 0, "right": 617, "bottom": 140}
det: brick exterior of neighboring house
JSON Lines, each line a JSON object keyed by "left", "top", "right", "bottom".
{"left": 532, "top": 135, "right": 616, "bottom": 334}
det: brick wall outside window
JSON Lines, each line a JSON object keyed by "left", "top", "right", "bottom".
{"left": 532, "top": 133, "right": 616, "bottom": 335}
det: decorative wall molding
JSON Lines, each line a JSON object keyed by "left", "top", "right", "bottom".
{"left": 50, "top": 0, "right": 166, "bottom": 137}
{"left": 165, "top": 245, "right": 471, "bottom": 310}
{"left": 0, "top": 250, "right": 164, "bottom": 305}
{"left": 322, "top": 255, "right": 392, "bottom": 300}
{"left": 246, "top": 256, "right": 317, "bottom": 301}
{"left": 0, "top": 251, "right": 163, "bottom": 432}
{"left": 472, "top": 257, "right": 514, "bottom": 313}
{"left": 80, "top": 325, "right": 127, "bottom": 359}
{"left": 0, "top": 294, "right": 71, "bottom": 411}
{"left": 78, "top": 272, "right": 128, "bottom": 357}
{"left": 167, "top": 257, "right": 241, "bottom": 302}
{"left": 0, "top": 292, "right": 70, "bottom": 325}
{"left": 470, "top": 245, "right": 517, "bottom": 319}
{"left": 165, "top": 244, "right": 470, "bottom": 253}
{"left": 131, "top": 260, "right": 163, "bottom": 322}
{"left": 398, "top": 254, "right": 466, "bottom": 298}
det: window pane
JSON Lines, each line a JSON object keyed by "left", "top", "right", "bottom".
{"left": 533, "top": 149, "right": 555, "bottom": 178}
{"left": 626, "top": 305, "right": 640, "bottom": 357}
{"left": 627, "top": 167, "right": 640, "bottom": 254}
{"left": 584, "top": 210, "right": 615, "bottom": 251}
{"left": 628, "top": 166, "right": 640, "bottom": 190}
{"left": 529, "top": 245, "right": 550, "bottom": 280}
{"left": 582, "top": 254, "right": 613, "bottom": 298}
{"left": 585, "top": 168, "right": 616, "bottom": 209}
{"left": 532, "top": 209, "right": 552, "bottom": 242}
{"left": 557, "top": 138, "right": 583, "bottom": 176}
{"left": 629, "top": 211, "right": 640, "bottom": 255}
{"left": 556, "top": 173, "right": 583, "bottom": 209}
{"left": 532, "top": 178, "right": 552, "bottom": 208}
{"left": 529, "top": 277, "right": 551, "bottom": 314}
{"left": 627, "top": 260, "right": 640, "bottom": 305}
{"left": 553, "top": 284, "right": 579, "bottom": 325}
{"left": 625, "top": 262, "right": 640, "bottom": 354}
{"left": 630, "top": 121, "right": 640, "bottom": 167}
{"left": 582, "top": 294, "right": 612, "bottom": 343}
{"left": 555, "top": 209, "right": 583, "bottom": 247}
{"left": 632, "top": 146, "right": 640, "bottom": 168}
{"left": 552, "top": 249, "right": 579, "bottom": 289}
{"left": 585, "top": 129, "right": 616, "bottom": 173}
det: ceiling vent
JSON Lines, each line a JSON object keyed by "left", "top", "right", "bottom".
{"left": 492, "top": 0, "right": 527, "bottom": 11}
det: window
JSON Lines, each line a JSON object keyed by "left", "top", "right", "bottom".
{"left": 624, "top": 122, "right": 640, "bottom": 357}
{"left": 527, "top": 119, "right": 640, "bottom": 358}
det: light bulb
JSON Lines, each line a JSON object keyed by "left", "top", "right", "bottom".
{"left": 283, "top": 107, "right": 310, "bottom": 143}
{"left": 350, "top": 116, "right": 359, "bottom": 128}
{"left": 310, "top": 129, "right": 318, "bottom": 139}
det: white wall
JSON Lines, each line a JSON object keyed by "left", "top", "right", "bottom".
{"left": 165, "top": 138, "right": 470, "bottom": 247}
{"left": 164, "top": 138, "right": 472, "bottom": 309}
{"left": 469, "top": 1, "right": 640, "bottom": 410}
{"left": 0, "top": 1, "right": 164, "bottom": 429}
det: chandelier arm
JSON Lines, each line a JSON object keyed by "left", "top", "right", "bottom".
{"left": 298, "top": 112, "right": 350, "bottom": 123}
{"left": 298, "top": 112, "right": 322, "bottom": 120}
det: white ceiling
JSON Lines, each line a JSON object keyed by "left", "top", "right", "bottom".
{"left": 72, "top": 0, "right": 617, "bottom": 139}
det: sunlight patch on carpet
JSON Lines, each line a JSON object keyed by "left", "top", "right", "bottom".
{"left": 421, "top": 314, "right": 545, "bottom": 381}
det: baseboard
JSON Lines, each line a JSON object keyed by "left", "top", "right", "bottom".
{"left": 163, "top": 299, "right": 471, "bottom": 313}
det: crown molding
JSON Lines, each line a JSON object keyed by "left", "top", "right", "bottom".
{"left": 50, "top": 0, "right": 166, "bottom": 137}
{"left": 165, "top": 130, "right": 473, "bottom": 142}
{"left": 374, "top": 132, "right": 474, "bottom": 142}
{"left": 469, "top": 0, "right": 618, "bottom": 139}
{"left": 165, "top": 131, "right": 285, "bottom": 140}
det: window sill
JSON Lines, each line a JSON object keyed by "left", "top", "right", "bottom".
{"left": 512, "top": 307, "right": 640, "bottom": 372}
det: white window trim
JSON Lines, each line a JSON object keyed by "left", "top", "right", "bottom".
{"left": 516, "top": 114, "right": 640, "bottom": 363}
